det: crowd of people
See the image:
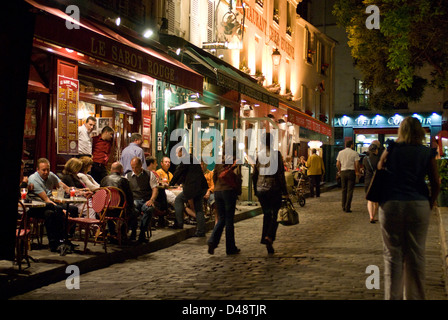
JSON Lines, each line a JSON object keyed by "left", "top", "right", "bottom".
{"left": 19, "top": 116, "right": 442, "bottom": 300}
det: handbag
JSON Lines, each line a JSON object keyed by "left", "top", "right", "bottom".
{"left": 277, "top": 198, "right": 299, "bottom": 226}
{"left": 365, "top": 169, "right": 390, "bottom": 202}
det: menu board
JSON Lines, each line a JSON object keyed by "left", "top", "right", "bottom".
{"left": 57, "top": 75, "right": 79, "bottom": 154}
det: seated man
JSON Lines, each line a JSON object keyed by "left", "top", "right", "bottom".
{"left": 100, "top": 162, "right": 135, "bottom": 239}
{"left": 27, "top": 158, "right": 79, "bottom": 252}
{"left": 156, "top": 156, "right": 173, "bottom": 184}
{"left": 126, "top": 157, "right": 158, "bottom": 243}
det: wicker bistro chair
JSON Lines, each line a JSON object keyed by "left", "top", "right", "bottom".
{"left": 68, "top": 188, "right": 111, "bottom": 253}
{"left": 16, "top": 201, "right": 31, "bottom": 271}
{"left": 104, "top": 186, "right": 128, "bottom": 245}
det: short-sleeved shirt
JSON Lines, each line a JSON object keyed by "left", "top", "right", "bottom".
{"left": 336, "top": 148, "right": 360, "bottom": 171}
{"left": 156, "top": 168, "right": 173, "bottom": 183}
{"left": 120, "top": 142, "right": 147, "bottom": 174}
{"left": 28, "top": 171, "right": 61, "bottom": 200}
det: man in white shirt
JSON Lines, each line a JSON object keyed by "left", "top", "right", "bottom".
{"left": 78, "top": 116, "right": 97, "bottom": 157}
{"left": 336, "top": 140, "right": 360, "bottom": 213}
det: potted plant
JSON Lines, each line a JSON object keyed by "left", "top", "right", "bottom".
{"left": 437, "top": 159, "right": 448, "bottom": 207}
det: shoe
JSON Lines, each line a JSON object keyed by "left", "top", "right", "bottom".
{"left": 169, "top": 223, "right": 182, "bottom": 230}
{"left": 370, "top": 219, "right": 376, "bottom": 224}
{"left": 208, "top": 243, "right": 216, "bottom": 255}
{"left": 346, "top": 209, "right": 352, "bottom": 213}
{"left": 193, "top": 233, "right": 205, "bottom": 237}
{"left": 226, "top": 248, "right": 241, "bottom": 255}
{"left": 138, "top": 236, "right": 149, "bottom": 243}
{"left": 129, "top": 231, "right": 137, "bottom": 241}
{"left": 265, "top": 237, "right": 274, "bottom": 254}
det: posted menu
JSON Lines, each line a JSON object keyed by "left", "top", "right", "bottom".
{"left": 57, "top": 75, "right": 79, "bottom": 155}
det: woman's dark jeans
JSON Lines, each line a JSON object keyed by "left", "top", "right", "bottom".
{"left": 208, "top": 190, "right": 238, "bottom": 253}
{"left": 257, "top": 190, "right": 282, "bottom": 243}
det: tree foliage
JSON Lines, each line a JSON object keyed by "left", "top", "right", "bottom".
{"left": 333, "top": 0, "right": 448, "bottom": 110}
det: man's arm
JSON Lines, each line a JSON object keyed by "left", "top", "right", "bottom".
{"left": 336, "top": 160, "right": 341, "bottom": 172}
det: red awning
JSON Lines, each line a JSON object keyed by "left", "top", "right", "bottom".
{"left": 26, "top": 0, "right": 203, "bottom": 93}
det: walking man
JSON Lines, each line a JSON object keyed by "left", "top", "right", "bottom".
{"left": 306, "top": 148, "right": 325, "bottom": 197}
{"left": 336, "top": 140, "right": 360, "bottom": 212}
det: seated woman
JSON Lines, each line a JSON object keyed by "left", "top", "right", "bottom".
{"left": 77, "top": 156, "right": 100, "bottom": 192}
{"left": 60, "top": 158, "right": 93, "bottom": 218}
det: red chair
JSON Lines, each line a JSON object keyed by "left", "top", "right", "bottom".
{"left": 68, "top": 188, "right": 110, "bottom": 253}
{"left": 104, "top": 186, "right": 128, "bottom": 245}
{"left": 16, "top": 201, "right": 31, "bottom": 271}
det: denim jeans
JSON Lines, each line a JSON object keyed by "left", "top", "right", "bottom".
{"left": 174, "top": 191, "right": 206, "bottom": 235}
{"left": 133, "top": 199, "right": 154, "bottom": 233}
{"left": 208, "top": 190, "right": 238, "bottom": 253}
{"left": 257, "top": 189, "right": 282, "bottom": 243}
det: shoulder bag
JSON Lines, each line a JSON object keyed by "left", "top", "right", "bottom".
{"left": 277, "top": 198, "right": 299, "bottom": 226}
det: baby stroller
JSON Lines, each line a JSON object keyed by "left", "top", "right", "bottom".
{"left": 290, "top": 169, "right": 307, "bottom": 207}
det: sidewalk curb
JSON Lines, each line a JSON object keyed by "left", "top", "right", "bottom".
{"left": 2, "top": 206, "right": 262, "bottom": 299}
{"left": 436, "top": 206, "right": 448, "bottom": 296}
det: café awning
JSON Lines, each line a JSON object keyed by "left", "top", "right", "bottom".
{"left": 26, "top": 0, "right": 203, "bottom": 94}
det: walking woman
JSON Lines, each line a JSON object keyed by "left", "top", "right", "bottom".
{"left": 363, "top": 143, "right": 380, "bottom": 223}
{"left": 253, "top": 132, "right": 288, "bottom": 254}
{"left": 378, "top": 116, "right": 439, "bottom": 299}
{"left": 207, "top": 140, "right": 242, "bottom": 255}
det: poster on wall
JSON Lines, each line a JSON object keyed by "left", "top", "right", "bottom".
{"left": 142, "top": 115, "right": 151, "bottom": 149}
{"left": 57, "top": 75, "right": 79, "bottom": 155}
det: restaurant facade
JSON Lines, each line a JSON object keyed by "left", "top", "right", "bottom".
{"left": 23, "top": 0, "right": 204, "bottom": 176}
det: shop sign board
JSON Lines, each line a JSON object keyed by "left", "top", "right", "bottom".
{"left": 333, "top": 113, "right": 442, "bottom": 128}
{"left": 287, "top": 109, "right": 332, "bottom": 137}
{"left": 57, "top": 75, "right": 79, "bottom": 155}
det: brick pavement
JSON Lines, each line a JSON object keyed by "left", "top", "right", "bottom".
{"left": 9, "top": 187, "right": 447, "bottom": 301}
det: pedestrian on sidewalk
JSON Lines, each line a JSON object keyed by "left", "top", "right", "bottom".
{"left": 253, "top": 132, "right": 288, "bottom": 254}
{"left": 378, "top": 116, "right": 440, "bottom": 300}
{"left": 207, "top": 139, "right": 242, "bottom": 255}
{"left": 363, "top": 143, "right": 380, "bottom": 223}
{"left": 336, "top": 140, "right": 360, "bottom": 213}
{"left": 306, "top": 148, "right": 325, "bottom": 197}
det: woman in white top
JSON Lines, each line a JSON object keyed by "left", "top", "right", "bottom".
{"left": 78, "top": 156, "right": 100, "bottom": 219}
{"left": 78, "top": 156, "right": 100, "bottom": 191}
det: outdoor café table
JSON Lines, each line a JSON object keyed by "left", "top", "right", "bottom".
{"left": 51, "top": 196, "right": 87, "bottom": 243}
{"left": 19, "top": 200, "right": 46, "bottom": 261}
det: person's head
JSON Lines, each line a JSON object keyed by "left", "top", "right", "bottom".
{"left": 160, "top": 156, "right": 170, "bottom": 172}
{"left": 130, "top": 157, "right": 143, "bottom": 175}
{"left": 130, "top": 133, "right": 143, "bottom": 146}
{"left": 146, "top": 156, "right": 157, "bottom": 171}
{"left": 36, "top": 158, "right": 51, "bottom": 180}
{"left": 110, "top": 162, "right": 124, "bottom": 175}
{"left": 311, "top": 148, "right": 317, "bottom": 154}
{"left": 101, "top": 126, "right": 114, "bottom": 141}
{"left": 84, "top": 116, "right": 96, "bottom": 133}
{"left": 346, "top": 140, "right": 354, "bottom": 149}
{"left": 79, "top": 156, "right": 94, "bottom": 174}
{"left": 63, "top": 158, "right": 83, "bottom": 176}
{"left": 368, "top": 143, "right": 378, "bottom": 154}
{"left": 397, "top": 116, "right": 426, "bottom": 145}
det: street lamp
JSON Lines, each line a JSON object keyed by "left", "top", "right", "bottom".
{"left": 272, "top": 48, "right": 281, "bottom": 66}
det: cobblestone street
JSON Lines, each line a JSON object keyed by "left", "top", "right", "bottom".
{"left": 10, "top": 187, "right": 447, "bottom": 301}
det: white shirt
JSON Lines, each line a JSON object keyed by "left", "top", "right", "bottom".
{"left": 336, "top": 147, "right": 360, "bottom": 171}
{"left": 77, "top": 172, "right": 100, "bottom": 191}
{"left": 78, "top": 125, "right": 93, "bottom": 155}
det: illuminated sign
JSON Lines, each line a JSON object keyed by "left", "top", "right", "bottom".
{"left": 334, "top": 113, "right": 441, "bottom": 128}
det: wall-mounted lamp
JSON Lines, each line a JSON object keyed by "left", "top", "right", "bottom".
{"left": 143, "top": 29, "right": 153, "bottom": 38}
{"left": 272, "top": 48, "right": 281, "bottom": 66}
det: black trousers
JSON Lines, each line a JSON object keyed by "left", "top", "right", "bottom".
{"left": 309, "top": 175, "right": 322, "bottom": 197}
{"left": 340, "top": 170, "right": 356, "bottom": 211}
{"left": 257, "top": 190, "right": 282, "bottom": 243}
{"left": 91, "top": 162, "right": 108, "bottom": 184}
{"left": 28, "top": 203, "right": 78, "bottom": 250}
